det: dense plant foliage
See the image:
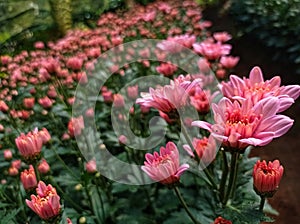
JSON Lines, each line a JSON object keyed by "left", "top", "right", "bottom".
{"left": 0, "top": 0, "right": 299, "bottom": 223}
{"left": 229, "top": 0, "right": 300, "bottom": 73}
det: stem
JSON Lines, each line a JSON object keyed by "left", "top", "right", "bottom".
{"left": 181, "top": 122, "right": 217, "bottom": 189}
{"left": 223, "top": 152, "right": 239, "bottom": 204}
{"left": 259, "top": 196, "right": 265, "bottom": 212}
{"left": 33, "top": 162, "right": 41, "bottom": 182}
{"left": 17, "top": 187, "right": 27, "bottom": 221}
{"left": 95, "top": 185, "right": 106, "bottom": 223}
{"left": 219, "top": 149, "right": 229, "bottom": 203}
{"left": 174, "top": 186, "right": 200, "bottom": 224}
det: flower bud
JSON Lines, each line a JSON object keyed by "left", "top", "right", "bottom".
{"left": 253, "top": 160, "right": 284, "bottom": 197}
{"left": 3, "top": 149, "right": 13, "bottom": 160}
{"left": 38, "top": 159, "right": 50, "bottom": 174}
{"left": 85, "top": 159, "right": 97, "bottom": 174}
{"left": 20, "top": 165, "right": 37, "bottom": 190}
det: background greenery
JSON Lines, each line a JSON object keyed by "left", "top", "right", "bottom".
{"left": 229, "top": 0, "right": 300, "bottom": 74}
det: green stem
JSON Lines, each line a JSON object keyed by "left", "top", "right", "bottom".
{"left": 174, "top": 186, "right": 200, "bottom": 224}
{"left": 181, "top": 122, "right": 217, "bottom": 190}
{"left": 219, "top": 149, "right": 229, "bottom": 203}
{"left": 33, "top": 162, "right": 41, "bottom": 182}
{"left": 95, "top": 185, "right": 106, "bottom": 223}
{"left": 17, "top": 187, "right": 27, "bottom": 221}
{"left": 223, "top": 152, "right": 239, "bottom": 204}
{"left": 259, "top": 196, "right": 265, "bottom": 212}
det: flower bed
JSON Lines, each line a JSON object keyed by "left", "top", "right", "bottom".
{"left": 0, "top": 0, "right": 299, "bottom": 223}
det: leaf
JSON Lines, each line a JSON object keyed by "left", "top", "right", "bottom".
{"left": 0, "top": 208, "right": 19, "bottom": 224}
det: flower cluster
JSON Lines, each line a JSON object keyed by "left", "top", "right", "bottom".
{"left": 193, "top": 67, "right": 299, "bottom": 151}
{"left": 0, "top": 0, "right": 298, "bottom": 223}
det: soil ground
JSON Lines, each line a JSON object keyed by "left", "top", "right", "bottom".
{"left": 203, "top": 5, "right": 300, "bottom": 224}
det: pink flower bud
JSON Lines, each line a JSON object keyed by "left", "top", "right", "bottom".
{"left": 8, "top": 166, "right": 19, "bottom": 176}
{"left": 0, "top": 100, "right": 9, "bottom": 112}
{"left": 11, "top": 159, "right": 21, "bottom": 169}
{"left": 20, "top": 165, "right": 37, "bottom": 190}
{"left": 38, "top": 128, "right": 51, "bottom": 144}
{"left": 68, "top": 116, "right": 85, "bottom": 137}
{"left": 253, "top": 160, "right": 284, "bottom": 197}
{"left": 113, "top": 94, "right": 125, "bottom": 108}
{"left": 38, "top": 159, "right": 50, "bottom": 174}
{"left": 127, "top": 85, "right": 139, "bottom": 99}
{"left": 38, "top": 96, "right": 53, "bottom": 109}
{"left": 85, "top": 108, "right": 94, "bottom": 118}
{"left": 3, "top": 149, "right": 12, "bottom": 160}
{"left": 23, "top": 98, "right": 35, "bottom": 109}
{"left": 102, "top": 90, "right": 113, "bottom": 103}
{"left": 85, "top": 159, "right": 97, "bottom": 173}
{"left": 118, "top": 135, "right": 127, "bottom": 145}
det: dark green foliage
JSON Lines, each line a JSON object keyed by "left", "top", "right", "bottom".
{"left": 229, "top": 0, "right": 300, "bottom": 73}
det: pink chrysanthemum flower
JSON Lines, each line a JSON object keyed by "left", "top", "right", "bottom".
{"left": 15, "top": 128, "right": 43, "bottom": 160}
{"left": 26, "top": 181, "right": 61, "bottom": 221}
{"left": 142, "top": 142, "right": 189, "bottom": 185}
{"left": 193, "top": 41, "right": 232, "bottom": 60}
{"left": 192, "top": 97, "right": 294, "bottom": 150}
{"left": 221, "top": 66, "right": 300, "bottom": 112}
{"left": 253, "top": 159, "right": 284, "bottom": 197}
{"left": 136, "top": 76, "right": 200, "bottom": 113}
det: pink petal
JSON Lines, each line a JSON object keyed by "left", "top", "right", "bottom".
{"left": 280, "top": 85, "right": 300, "bottom": 100}
{"left": 239, "top": 136, "right": 273, "bottom": 146}
{"left": 183, "top": 144, "right": 194, "bottom": 157}
{"left": 268, "top": 76, "right": 281, "bottom": 88}
{"left": 249, "top": 66, "right": 264, "bottom": 85}
{"left": 192, "top": 120, "right": 212, "bottom": 131}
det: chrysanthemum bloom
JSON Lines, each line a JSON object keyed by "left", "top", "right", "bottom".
{"left": 213, "top": 216, "right": 232, "bottom": 224}
{"left": 141, "top": 142, "right": 189, "bottom": 185}
{"left": 136, "top": 76, "right": 200, "bottom": 115}
{"left": 15, "top": 129, "right": 43, "bottom": 161}
{"left": 20, "top": 165, "right": 37, "bottom": 190}
{"left": 221, "top": 66, "right": 300, "bottom": 112}
{"left": 213, "top": 31, "right": 232, "bottom": 43}
{"left": 193, "top": 41, "right": 231, "bottom": 60}
{"left": 192, "top": 97, "right": 294, "bottom": 151}
{"left": 183, "top": 136, "right": 216, "bottom": 165}
{"left": 68, "top": 116, "right": 85, "bottom": 138}
{"left": 26, "top": 181, "right": 61, "bottom": 221}
{"left": 253, "top": 160, "right": 284, "bottom": 197}
{"left": 220, "top": 56, "right": 240, "bottom": 69}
